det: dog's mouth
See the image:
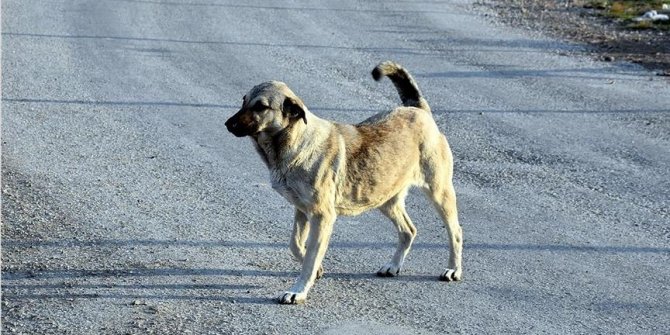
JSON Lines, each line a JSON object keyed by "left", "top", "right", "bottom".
{"left": 227, "top": 126, "right": 249, "bottom": 137}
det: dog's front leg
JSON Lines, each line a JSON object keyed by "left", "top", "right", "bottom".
{"left": 279, "top": 210, "right": 335, "bottom": 304}
{"left": 289, "top": 208, "right": 324, "bottom": 279}
{"left": 289, "top": 208, "right": 309, "bottom": 262}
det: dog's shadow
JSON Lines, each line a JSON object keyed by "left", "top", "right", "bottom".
{"left": 324, "top": 271, "right": 439, "bottom": 282}
{"left": 1, "top": 266, "right": 438, "bottom": 305}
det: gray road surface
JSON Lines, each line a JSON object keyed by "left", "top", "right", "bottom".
{"left": 2, "top": 0, "right": 669, "bottom": 334}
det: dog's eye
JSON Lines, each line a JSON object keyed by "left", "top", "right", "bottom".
{"left": 250, "top": 102, "right": 268, "bottom": 112}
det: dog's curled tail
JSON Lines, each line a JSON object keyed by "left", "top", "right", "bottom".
{"left": 372, "top": 61, "right": 430, "bottom": 112}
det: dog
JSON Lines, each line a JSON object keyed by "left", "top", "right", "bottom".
{"left": 225, "top": 61, "right": 462, "bottom": 304}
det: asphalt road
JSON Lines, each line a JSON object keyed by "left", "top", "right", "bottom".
{"left": 2, "top": 0, "right": 669, "bottom": 334}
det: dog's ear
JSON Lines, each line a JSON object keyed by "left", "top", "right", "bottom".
{"left": 282, "top": 97, "right": 307, "bottom": 124}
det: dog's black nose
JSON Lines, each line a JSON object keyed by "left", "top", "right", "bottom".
{"left": 225, "top": 118, "right": 236, "bottom": 131}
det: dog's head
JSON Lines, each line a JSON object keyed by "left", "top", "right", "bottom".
{"left": 225, "top": 81, "right": 307, "bottom": 138}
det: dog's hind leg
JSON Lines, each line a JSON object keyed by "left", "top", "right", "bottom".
{"left": 290, "top": 208, "right": 324, "bottom": 279}
{"left": 425, "top": 179, "right": 463, "bottom": 282}
{"left": 421, "top": 136, "right": 463, "bottom": 281}
{"left": 377, "top": 189, "right": 417, "bottom": 277}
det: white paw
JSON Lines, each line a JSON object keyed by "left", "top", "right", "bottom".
{"left": 277, "top": 291, "right": 307, "bottom": 305}
{"left": 440, "top": 268, "right": 462, "bottom": 282}
{"left": 376, "top": 263, "right": 401, "bottom": 277}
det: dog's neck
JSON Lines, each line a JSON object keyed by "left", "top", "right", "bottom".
{"left": 252, "top": 111, "right": 326, "bottom": 171}
{"left": 252, "top": 129, "right": 290, "bottom": 169}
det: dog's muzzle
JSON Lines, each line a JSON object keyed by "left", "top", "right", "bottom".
{"left": 225, "top": 116, "right": 248, "bottom": 137}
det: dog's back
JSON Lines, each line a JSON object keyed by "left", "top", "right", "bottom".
{"left": 333, "top": 62, "right": 446, "bottom": 215}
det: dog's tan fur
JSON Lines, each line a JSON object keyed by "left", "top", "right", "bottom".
{"left": 225, "top": 61, "right": 462, "bottom": 304}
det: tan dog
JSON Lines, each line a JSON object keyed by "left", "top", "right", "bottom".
{"left": 225, "top": 61, "right": 462, "bottom": 304}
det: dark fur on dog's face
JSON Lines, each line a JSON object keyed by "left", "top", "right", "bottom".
{"left": 225, "top": 81, "right": 307, "bottom": 138}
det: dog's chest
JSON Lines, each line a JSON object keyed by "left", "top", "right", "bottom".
{"left": 270, "top": 169, "right": 311, "bottom": 206}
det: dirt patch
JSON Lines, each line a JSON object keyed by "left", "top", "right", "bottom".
{"left": 477, "top": 0, "right": 670, "bottom": 74}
